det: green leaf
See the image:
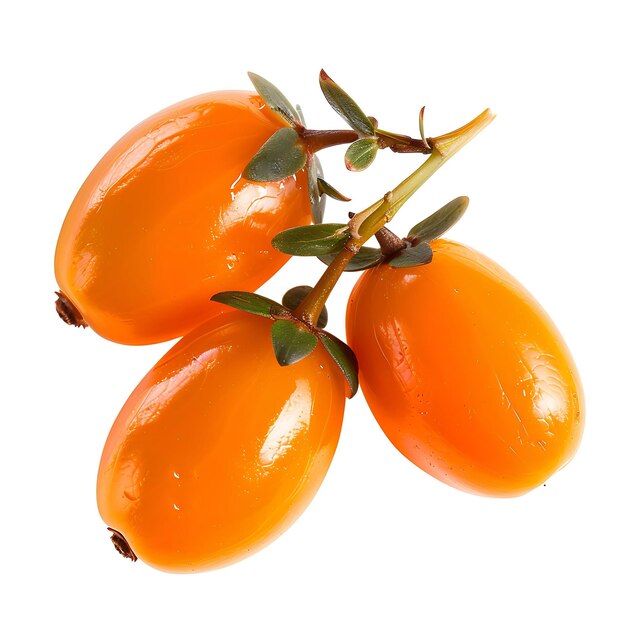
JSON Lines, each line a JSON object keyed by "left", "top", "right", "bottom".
{"left": 272, "top": 223, "right": 349, "bottom": 256}
{"left": 388, "top": 241, "right": 433, "bottom": 268}
{"left": 408, "top": 196, "right": 469, "bottom": 241}
{"left": 319, "top": 69, "right": 375, "bottom": 135}
{"left": 307, "top": 154, "right": 326, "bottom": 224}
{"left": 271, "top": 320, "right": 318, "bottom": 366}
{"left": 281, "top": 286, "right": 328, "bottom": 329}
{"left": 210, "top": 291, "right": 287, "bottom": 318}
{"left": 318, "top": 246, "right": 383, "bottom": 272}
{"left": 318, "top": 178, "right": 351, "bottom": 202}
{"left": 345, "top": 138, "right": 378, "bottom": 172}
{"left": 248, "top": 72, "right": 299, "bottom": 126}
{"left": 243, "top": 128, "right": 307, "bottom": 182}
{"left": 319, "top": 332, "right": 359, "bottom": 398}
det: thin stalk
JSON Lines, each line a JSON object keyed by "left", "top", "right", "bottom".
{"left": 302, "top": 129, "right": 359, "bottom": 152}
{"left": 376, "top": 129, "right": 432, "bottom": 154}
{"left": 299, "top": 128, "right": 431, "bottom": 155}
{"left": 297, "top": 248, "right": 354, "bottom": 325}
{"left": 295, "top": 108, "right": 494, "bottom": 325}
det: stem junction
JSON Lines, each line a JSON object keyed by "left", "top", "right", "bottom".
{"left": 294, "top": 109, "right": 494, "bottom": 326}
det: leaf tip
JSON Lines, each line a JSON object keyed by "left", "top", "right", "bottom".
{"left": 241, "top": 162, "right": 253, "bottom": 181}
{"left": 318, "top": 178, "right": 351, "bottom": 202}
{"left": 319, "top": 332, "right": 359, "bottom": 398}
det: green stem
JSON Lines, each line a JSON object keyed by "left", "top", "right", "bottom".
{"left": 352, "top": 152, "right": 445, "bottom": 239}
{"left": 296, "top": 108, "right": 494, "bottom": 326}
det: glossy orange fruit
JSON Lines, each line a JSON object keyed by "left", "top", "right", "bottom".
{"left": 346, "top": 239, "right": 584, "bottom": 497}
{"left": 97, "top": 311, "right": 346, "bottom": 572}
{"left": 55, "top": 91, "right": 312, "bottom": 345}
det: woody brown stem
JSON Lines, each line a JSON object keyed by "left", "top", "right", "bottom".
{"left": 300, "top": 128, "right": 432, "bottom": 155}
{"left": 376, "top": 129, "right": 432, "bottom": 154}
{"left": 301, "top": 129, "right": 359, "bottom": 152}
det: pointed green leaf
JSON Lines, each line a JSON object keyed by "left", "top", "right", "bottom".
{"left": 408, "top": 196, "right": 469, "bottom": 241}
{"left": 248, "top": 72, "right": 299, "bottom": 126}
{"left": 388, "top": 241, "right": 433, "bottom": 268}
{"left": 319, "top": 332, "right": 359, "bottom": 398}
{"left": 319, "top": 69, "right": 375, "bottom": 135}
{"left": 318, "top": 178, "right": 351, "bottom": 202}
{"left": 271, "top": 320, "right": 318, "bottom": 366}
{"left": 307, "top": 154, "right": 326, "bottom": 224}
{"left": 243, "top": 127, "right": 307, "bottom": 182}
{"left": 281, "top": 286, "right": 328, "bottom": 329}
{"left": 318, "top": 246, "right": 384, "bottom": 272}
{"left": 210, "top": 291, "right": 287, "bottom": 318}
{"left": 272, "top": 223, "right": 349, "bottom": 256}
{"left": 345, "top": 138, "right": 378, "bottom": 172}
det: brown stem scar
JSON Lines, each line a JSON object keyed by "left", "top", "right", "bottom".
{"left": 108, "top": 528, "right": 137, "bottom": 562}
{"left": 55, "top": 291, "right": 87, "bottom": 328}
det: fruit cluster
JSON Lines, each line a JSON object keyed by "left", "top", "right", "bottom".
{"left": 54, "top": 71, "right": 584, "bottom": 573}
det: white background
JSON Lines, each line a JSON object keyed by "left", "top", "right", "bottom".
{"left": 2, "top": 1, "right": 624, "bottom": 624}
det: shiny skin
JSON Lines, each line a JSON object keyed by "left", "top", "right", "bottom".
{"left": 97, "top": 312, "right": 346, "bottom": 572}
{"left": 346, "top": 239, "right": 584, "bottom": 497}
{"left": 55, "top": 91, "right": 311, "bottom": 345}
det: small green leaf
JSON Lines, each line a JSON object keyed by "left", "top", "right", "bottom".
{"left": 319, "top": 69, "right": 375, "bottom": 135}
{"left": 388, "top": 241, "right": 433, "bottom": 268}
{"left": 319, "top": 332, "right": 359, "bottom": 398}
{"left": 271, "top": 320, "right": 318, "bottom": 366}
{"left": 408, "top": 196, "right": 469, "bottom": 242}
{"left": 318, "top": 178, "right": 351, "bottom": 202}
{"left": 272, "top": 223, "right": 349, "bottom": 256}
{"left": 318, "top": 246, "right": 383, "bottom": 272}
{"left": 307, "top": 154, "right": 326, "bottom": 224}
{"left": 248, "top": 72, "right": 299, "bottom": 126}
{"left": 243, "top": 128, "right": 307, "bottom": 182}
{"left": 281, "top": 285, "right": 328, "bottom": 329}
{"left": 210, "top": 291, "right": 287, "bottom": 318}
{"left": 345, "top": 138, "right": 378, "bottom": 172}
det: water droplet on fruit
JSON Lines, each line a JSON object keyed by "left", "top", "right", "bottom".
{"left": 226, "top": 254, "right": 238, "bottom": 270}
